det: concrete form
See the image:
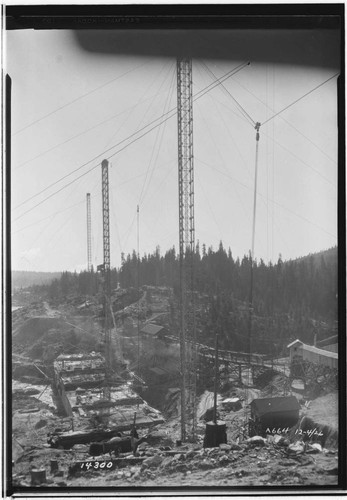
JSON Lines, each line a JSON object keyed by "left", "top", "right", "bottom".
{"left": 52, "top": 352, "right": 164, "bottom": 431}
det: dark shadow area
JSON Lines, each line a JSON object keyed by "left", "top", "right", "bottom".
{"left": 73, "top": 29, "right": 341, "bottom": 69}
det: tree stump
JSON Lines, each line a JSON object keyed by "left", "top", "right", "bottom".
{"left": 203, "top": 420, "right": 227, "bottom": 448}
{"left": 50, "top": 460, "right": 59, "bottom": 473}
{"left": 30, "top": 468, "right": 46, "bottom": 485}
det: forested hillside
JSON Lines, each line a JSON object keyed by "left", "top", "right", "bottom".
{"left": 118, "top": 244, "right": 337, "bottom": 318}
{"left": 12, "top": 270, "right": 62, "bottom": 289}
{"left": 35, "top": 244, "right": 338, "bottom": 356}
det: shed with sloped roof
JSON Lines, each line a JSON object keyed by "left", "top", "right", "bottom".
{"left": 140, "top": 323, "right": 165, "bottom": 338}
{"left": 250, "top": 396, "right": 300, "bottom": 435}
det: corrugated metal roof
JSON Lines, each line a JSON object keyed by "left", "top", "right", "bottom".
{"left": 250, "top": 396, "right": 300, "bottom": 416}
{"left": 141, "top": 324, "right": 164, "bottom": 335}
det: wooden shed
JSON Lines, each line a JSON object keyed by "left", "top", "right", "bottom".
{"left": 250, "top": 396, "right": 300, "bottom": 436}
{"left": 302, "top": 344, "right": 338, "bottom": 369}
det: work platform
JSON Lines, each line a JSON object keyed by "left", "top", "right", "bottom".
{"left": 50, "top": 352, "right": 164, "bottom": 447}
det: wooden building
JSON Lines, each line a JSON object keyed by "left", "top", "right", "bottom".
{"left": 287, "top": 339, "right": 338, "bottom": 369}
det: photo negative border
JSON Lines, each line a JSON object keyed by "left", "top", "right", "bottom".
{"left": 3, "top": 3, "right": 346, "bottom": 498}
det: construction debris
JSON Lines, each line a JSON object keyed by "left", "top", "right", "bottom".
{"left": 11, "top": 287, "right": 339, "bottom": 489}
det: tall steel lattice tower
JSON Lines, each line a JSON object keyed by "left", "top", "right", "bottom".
{"left": 86, "top": 193, "right": 92, "bottom": 272}
{"left": 101, "top": 159, "right": 112, "bottom": 398}
{"left": 177, "top": 57, "right": 197, "bottom": 442}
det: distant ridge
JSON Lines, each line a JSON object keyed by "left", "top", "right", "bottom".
{"left": 12, "top": 270, "right": 62, "bottom": 289}
{"left": 287, "top": 246, "right": 337, "bottom": 266}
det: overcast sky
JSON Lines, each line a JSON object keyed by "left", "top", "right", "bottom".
{"left": 7, "top": 28, "right": 340, "bottom": 272}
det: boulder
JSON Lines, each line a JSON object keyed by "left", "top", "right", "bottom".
{"left": 228, "top": 440, "right": 242, "bottom": 451}
{"left": 137, "top": 444, "right": 148, "bottom": 454}
{"left": 199, "top": 459, "right": 213, "bottom": 470}
{"left": 219, "top": 443, "right": 231, "bottom": 452}
{"left": 288, "top": 441, "right": 305, "bottom": 455}
{"left": 173, "top": 463, "right": 188, "bottom": 473}
{"left": 142, "top": 454, "right": 164, "bottom": 469}
{"left": 246, "top": 436, "right": 267, "bottom": 446}
{"left": 218, "top": 454, "right": 230, "bottom": 465}
{"left": 159, "top": 457, "right": 174, "bottom": 469}
{"left": 273, "top": 435, "right": 289, "bottom": 447}
{"left": 306, "top": 443, "right": 322, "bottom": 454}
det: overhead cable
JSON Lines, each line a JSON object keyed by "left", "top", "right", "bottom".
{"left": 262, "top": 72, "right": 339, "bottom": 126}
{"left": 13, "top": 61, "right": 250, "bottom": 221}
{"left": 200, "top": 60, "right": 256, "bottom": 127}
{"left": 226, "top": 70, "right": 337, "bottom": 164}
{"left": 201, "top": 159, "right": 336, "bottom": 239}
{"left": 12, "top": 60, "right": 150, "bottom": 136}
{"left": 14, "top": 89, "right": 171, "bottom": 171}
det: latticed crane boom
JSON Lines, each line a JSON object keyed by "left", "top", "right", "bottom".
{"left": 177, "top": 57, "right": 197, "bottom": 442}
{"left": 101, "top": 159, "right": 112, "bottom": 398}
{"left": 86, "top": 193, "right": 92, "bottom": 273}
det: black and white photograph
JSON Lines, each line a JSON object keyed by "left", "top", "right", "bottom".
{"left": 3, "top": 4, "right": 345, "bottom": 496}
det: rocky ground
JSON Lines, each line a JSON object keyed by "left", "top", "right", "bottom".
{"left": 11, "top": 381, "right": 339, "bottom": 490}
{"left": 10, "top": 290, "right": 340, "bottom": 492}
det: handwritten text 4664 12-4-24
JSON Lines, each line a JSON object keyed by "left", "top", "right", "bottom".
{"left": 266, "top": 427, "right": 323, "bottom": 437}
